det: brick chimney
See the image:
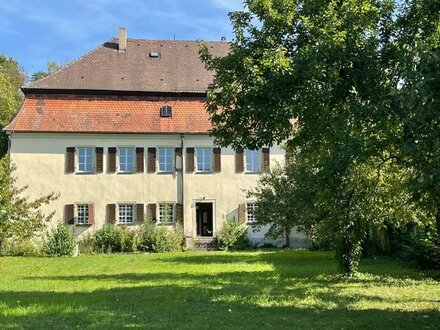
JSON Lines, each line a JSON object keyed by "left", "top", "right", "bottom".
{"left": 119, "top": 27, "right": 127, "bottom": 52}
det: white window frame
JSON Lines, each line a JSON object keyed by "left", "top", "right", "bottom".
{"left": 157, "top": 202, "right": 175, "bottom": 224}
{"left": 118, "top": 203, "right": 135, "bottom": 224}
{"left": 246, "top": 202, "right": 257, "bottom": 224}
{"left": 76, "top": 204, "right": 89, "bottom": 225}
{"left": 77, "top": 147, "right": 94, "bottom": 173}
{"left": 196, "top": 147, "right": 212, "bottom": 173}
{"left": 245, "top": 149, "right": 261, "bottom": 173}
{"left": 157, "top": 147, "right": 174, "bottom": 173}
{"left": 118, "top": 147, "right": 135, "bottom": 173}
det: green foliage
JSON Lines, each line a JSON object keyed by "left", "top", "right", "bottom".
{"left": 43, "top": 222, "right": 75, "bottom": 257}
{"left": 217, "top": 219, "right": 250, "bottom": 251}
{"left": 1, "top": 238, "right": 43, "bottom": 256}
{"left": 0, "top": 54, "right": 25, "bottom": 157}
{"left": 78, "top": 226, "right": 139, "bottom": 254}
{"left": 247, "top": 163, "right": 313, "bottom": 247}
{"left": 200, "top": 0, "right": 439, "bottom": 275}
{"left": 31, "top": 60, "right": 64, "bottom": 82}
{"left": 138, "top": 221, "right": 184, "bottom": 253}
{"left": 77, "top": 233, "right": 96, "bottom": 254}
{"left": 0, "top": 157, "right": 58, "bottom": 252}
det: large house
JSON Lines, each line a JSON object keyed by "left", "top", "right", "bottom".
{"left": 5, "top": 28, "right": 307, "bottom": 247}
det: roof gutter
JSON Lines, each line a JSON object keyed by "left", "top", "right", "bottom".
{"left": 21, "top": 88, "right": 208, "bottom": 98}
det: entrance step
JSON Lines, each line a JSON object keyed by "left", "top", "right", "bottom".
{"left": 192, "top": 237, "right": 218, "bottom": 251}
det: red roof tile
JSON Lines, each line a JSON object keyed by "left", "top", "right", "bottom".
{"left": 6, "top": 96, "right": 212, "bottom": 134}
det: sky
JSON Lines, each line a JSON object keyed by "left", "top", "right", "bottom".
{"left": 0, "top": 0, "right": 244, "bottom": 76}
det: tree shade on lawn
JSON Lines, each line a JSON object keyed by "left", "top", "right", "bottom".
{"left": 0, "top": 250, "right": 439, "bottom": 329}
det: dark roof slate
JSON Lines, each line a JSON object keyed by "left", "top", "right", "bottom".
{"left": 27, "top": 38, "right": 228, "bottom": 93}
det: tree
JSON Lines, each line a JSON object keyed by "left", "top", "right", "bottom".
{"left": 394, "top": 0, "right": 440, "bottom": 228}
{"left": 201, "top": 0, "right": 421, "bottom": 275}
{"left": 0, "top": 55, "right": 25, "bottom": 157}
{"left": 247, "top": 163, "right": 313, "bottom": 247}
{"left": 31, "top": 60, "right": 64, "bottom": 82}
{"left": 0, "top": 157, "right": 58, "bottom": 251}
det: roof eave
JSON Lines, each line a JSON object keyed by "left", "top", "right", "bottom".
{"left": 21, "top": 87, "right": 208, "bottom": 97}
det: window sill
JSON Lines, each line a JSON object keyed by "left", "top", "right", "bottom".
{"left": 117, "top": 172, "right": 135, "bottom": 175}
{"left": 117, "top": 223, "right": 137, "bottom": 226}
{"left": 195, "top": 171, "right": 212, "bottom": 174}
{"left": 157, "top": 171, "right": 174, "bottom": 174}
{"left": 75, "top": 172, "right": 94, "bottom": 175}
{"left": 75, "top": 223, "right": 93, "bottom": 227}
{"left": 244, "top": 171, "right": 261, "bottom": 174}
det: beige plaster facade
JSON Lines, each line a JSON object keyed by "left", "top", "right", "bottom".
{"left": 9, "top": 132, "right": 308, "bottom": 246}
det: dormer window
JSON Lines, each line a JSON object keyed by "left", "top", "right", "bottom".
{"left": 160, "top": 105, "right": 172, "bottom": 117}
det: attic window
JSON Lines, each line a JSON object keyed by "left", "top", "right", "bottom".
{"left": 149, "top": 51, "right": 160, "bottom": 58}
{"left": 160, "top": 105, "right": 172, "bottom": 117}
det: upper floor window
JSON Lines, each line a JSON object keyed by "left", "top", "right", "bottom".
{"left": 246, "top": 203, "right": 257, "bottom": 223}
{"left": 245, "top": 150, "right": 260, "bottom": 173}
{"left": 158, "top": 147, "right": 173, "bottom": 172}
{"left": 118, "top": 203, "right": 134, "bottom": 224}
{"left": 77, "top": 204, "right": 89, "bottom": 225}
{"left": 158, "top": 203, "right": 175, "bottom": 223}
{"left": 78, "top": 147, "right": 93, "bottom": 173}
{"left": 119, "top": 147, "right": 134, "bottom": 173}
{"left": 196, "top": 147, "right": 212, "bottom": 173}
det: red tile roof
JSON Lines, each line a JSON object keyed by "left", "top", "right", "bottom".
{"left": 6, "top": 96, "right": 212, "bottom": 134}
{"left": 26, "top": 39, "right": 229, "bottom": 93}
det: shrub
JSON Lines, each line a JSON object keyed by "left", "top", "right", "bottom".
{"left": 408, "top": 231, "right": 440, "bottom": 269}
{"left": 43, "top": 222, "right": 75, "bottom": 257}
{"left": 217, "top": 219, "right": 250, "bottom": 251}
{"left": 92, "top": 225, "right": 139, "bottom": 253}
{"left": 93, "top": 225, "right": 122, "bottom": 253}
{"left": 77, "top": 233, "right": 96, "bottom": 254}
{"left": 138, "top": 222, "right": 184, "bottom": 253}
{"left": 1, "top": 238, "right": 43, "bottom": 256}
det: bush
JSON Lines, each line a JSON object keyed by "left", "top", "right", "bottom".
{"left": 217, "top": 219, "right": 250, "bottom": 251}
{"left": 138, "top": 222, "right": 184, "bottom": 253}
{"left": 77, "top": 233, "right": 96, "bottom": 254}
{"left": 43, "top": 222, "right": 75, "bottom": 257}
{"left": 409, "top": 231, "right": 440, "bottom": 269}
{"left": 1, "top": 238, "right": 43, "bottom": 256}
{"left": 92, "top": 225, "right": 139, "bottom": 253}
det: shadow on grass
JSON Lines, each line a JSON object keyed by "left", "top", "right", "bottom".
{"left": 1, "top": 283, "right": 439, "bottom": 329}
{"left": 1, "top": 251, "right": 439, "bottom": 329}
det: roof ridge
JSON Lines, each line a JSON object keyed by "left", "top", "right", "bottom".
{"left": 24, "top": 39, "right": 109, "bottom": 89}
{"left": 120, "top": 38, "right": 229, "bottom": 44}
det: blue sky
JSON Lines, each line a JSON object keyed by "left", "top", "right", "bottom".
{"left": 0, "top": 0, "right": 243, "bottom": 76}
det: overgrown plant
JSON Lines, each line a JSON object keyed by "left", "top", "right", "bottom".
{"left": 43, "top": 222, "right": 75, "bottom": 257}
{"left": 0, "top": 157, "right": 58, "bottom": 252}
{"left": 217, "top": 219, "right": 250, "bottom": 251}
{"left": 138, "top": 220, "right": 184, "bottom": 253}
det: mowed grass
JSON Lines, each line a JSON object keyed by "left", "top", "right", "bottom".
{"left": 0, "top": 250, "right": 439, "bottom": 329}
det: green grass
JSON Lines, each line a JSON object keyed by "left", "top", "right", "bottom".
{"left": 0, "top": 250, "right": 439, "bottom": 329}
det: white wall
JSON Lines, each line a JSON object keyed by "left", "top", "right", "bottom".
{"left": 10, "top": 132, "right": 309, "bottom": 246}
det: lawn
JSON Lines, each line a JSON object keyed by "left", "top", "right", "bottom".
{"left": 0, "top": 250, "right": 439, "bottom": 329}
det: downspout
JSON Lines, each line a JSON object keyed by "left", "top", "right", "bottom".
{"left": 180, "top": 133, "right": 186, "bottom": 239}
{"left": 180, "top": 133, "right": 185, "bottom": 205}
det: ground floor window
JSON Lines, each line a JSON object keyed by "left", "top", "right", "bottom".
{"left": 246, "top": 203, "right": 257, "bottom": 224}
{"left": 158, "top": 203, "right": 175, "bottom": 223}
{"left": 119, "top": 204, "right": 134, "bottom": 224}
{"left": 77, "top": 204, "right": 89, "bottom": 224}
